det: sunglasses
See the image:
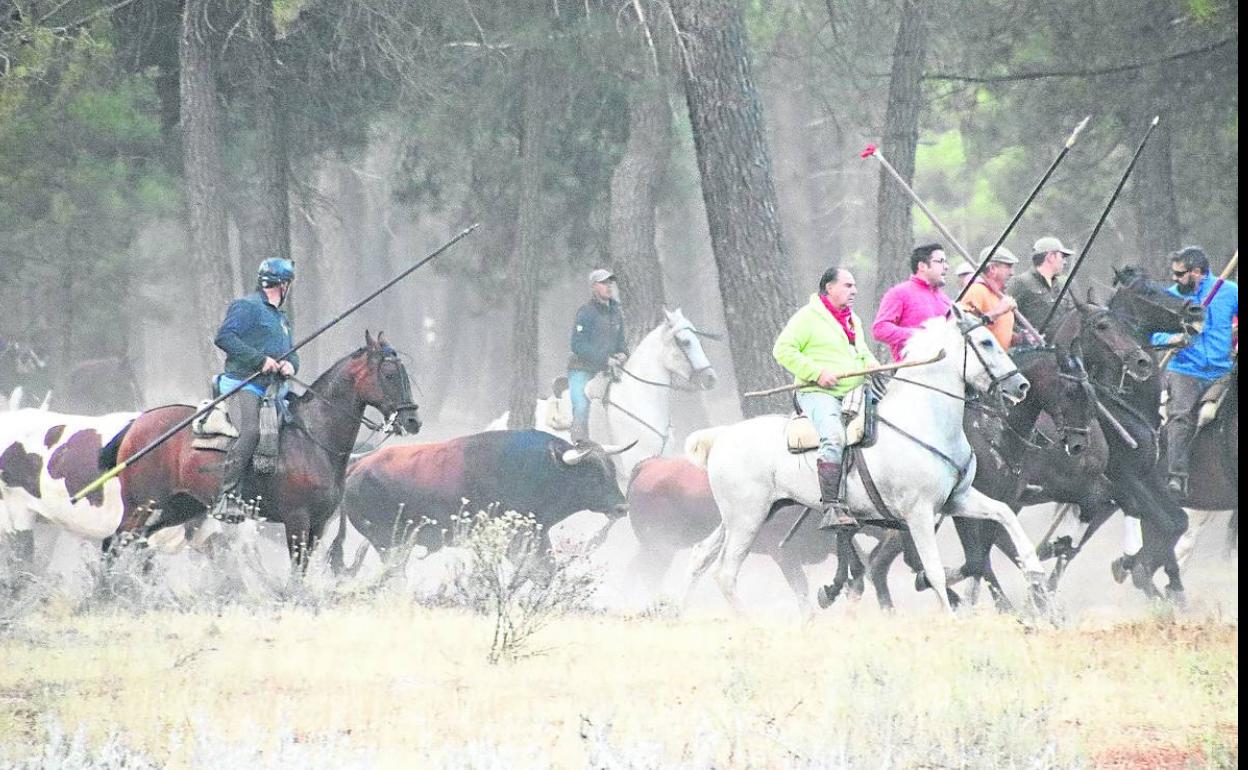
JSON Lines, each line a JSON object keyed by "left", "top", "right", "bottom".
{"left": 1172, "top": 268, "right": 1192, "bottom": 277}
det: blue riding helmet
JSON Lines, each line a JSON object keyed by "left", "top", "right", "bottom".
{"left": 258, "top": 257, "right": 295, "bottom": 286}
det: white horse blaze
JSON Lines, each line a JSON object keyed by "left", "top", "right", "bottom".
{"left": 680, "top": 317, "right": 1043, "bottom": 613}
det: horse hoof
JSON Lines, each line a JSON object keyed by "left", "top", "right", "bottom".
{"left": 1110, "top": 557, "right": 1128, "bottom": 584}
{"left": 1165, "top": 587, "right": 1187, "bottom": 608}
{"left": 914, "top": 571, "right": 930, "bottom": 592}
{"left": 817, "top": 585, "right": 837, "bottom": 609}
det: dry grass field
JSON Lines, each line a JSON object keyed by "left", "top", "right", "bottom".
{"left": 0, "top": 588, "right": 1237, "bottom": 769}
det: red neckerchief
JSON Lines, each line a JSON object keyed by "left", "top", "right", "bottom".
{"left": 819, "top": 294, "right": 856, "bottom": 344}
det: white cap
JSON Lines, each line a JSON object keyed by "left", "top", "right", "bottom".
{"left": 588, "top": 268, "right": 615, "bottom": 285}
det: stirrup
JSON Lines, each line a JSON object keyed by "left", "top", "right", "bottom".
{"left": 211, "top": 493, "right": 246, "bottom": 524}
{"left": 818, "top": 500, "right": 855, "bottom": 530}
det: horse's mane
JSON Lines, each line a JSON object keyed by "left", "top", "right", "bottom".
{"left": 900, "top": 316, "right": 955, "bottom": 360}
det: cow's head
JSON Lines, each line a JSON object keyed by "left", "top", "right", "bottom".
{"left": 551, "top": 438, "right": 634, "bottom": 519}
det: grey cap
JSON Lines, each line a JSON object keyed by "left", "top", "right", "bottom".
{"left": 979, "top": 246, "right": 1018, "bottom": 265}
{"left": 588, "top": 268, "right": 615, "bottom": 285}
{"left": 1033, "top": 236, "right": 1074, "bottom": 255}
{"left": 954, "top": 261, "right": 975, "bottom": 276}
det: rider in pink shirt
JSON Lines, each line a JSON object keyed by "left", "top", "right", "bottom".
{"left": 872, "top": 243, "right": 953, "bottom": 361}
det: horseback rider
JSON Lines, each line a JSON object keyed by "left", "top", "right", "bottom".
{"left": 872, "top": 243, "right": 952, "bottom": 361}
{"left": 210, "top": 257, "right": 298, "bottom": 522}
{"left": 567, "top": 268, "right": 627, "bottom": 443}
{"left": 1007, "top": 235, "right": 1074, "bottom": 327}
{"left": 960, "top": 247, "right": 1019, "bottom": 350}
{"left": 774, "top": 266, "right": 877, "bottom": 528}
{"left": 1153, "top": 246, "right": 1238, "bottom": 496}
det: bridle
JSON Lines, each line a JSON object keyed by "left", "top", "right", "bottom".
{"left": 602, "top": 320, "right": 715, "bottom": 452}
{"left": 286, "top": 349, "right": 418, "bottom": 457}
{"left": 890, "top": 315, "right": 1022, "bottom": 409}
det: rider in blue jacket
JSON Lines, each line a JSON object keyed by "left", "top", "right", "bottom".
{"left": 567, "top": 268, "right": 627, "bottom": 442}
{"left": 1150, "top": 246, "right": 1238, "bottom": 496}
{"left": 211, "top": 258, "right": 298, "bottom": 522}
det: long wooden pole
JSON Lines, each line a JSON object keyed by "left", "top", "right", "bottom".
{"left": 1038, "top": 117, "right": 1160, "bottom": 334}
{"left": 863, "top": 143, "right": 1048, "bottom": 343}
{"left": 71, "top": 223, "right": 479, "bottom": 503}
{"left": 955, "top": 116, "right": 1090, "bottom": 304}
{"left": 743, "top": 351, "right": 946, "bottom": 398}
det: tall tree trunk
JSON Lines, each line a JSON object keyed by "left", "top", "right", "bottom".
{"left": 506, "top": 50, "right": 555, "bottom": 430}
{"left": 180, "top": 0, "right": 233, "bottom": 373}
{"left": 610, "top": 79, "right": 672, "bottom": 349}
{"left": 874, "top": 0, "right": 929, "bottom": 290}
{"left": 670, "top": 0, "right": 795, "bottom": 417}
{"left": 235, "top": 0, "right": 291, "bottom": 292}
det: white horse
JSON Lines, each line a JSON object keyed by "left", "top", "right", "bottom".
{"left": 680, "top": 312, "right": 1046, "bottom": 613}
{"left": 489, "top": 308, "right": 718, "bottom": 477}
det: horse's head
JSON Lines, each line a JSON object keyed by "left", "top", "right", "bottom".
{"left": 1018, "top": 346, "right": 1096, "bottom": 457}
{"left": 659, "top": 308, "right": 718, "bottom": 391}
{"left": 1110, "top": 264, "right": 1205, "bottom": 337}
{"left": 949, "top": 306, "right": 1030, "bottom": 404}
{"left": 352, "top": 331, "right": 421, "bottom": 435}
{"left": 1070, "top": 302, "right": 1153, "bottom": 384}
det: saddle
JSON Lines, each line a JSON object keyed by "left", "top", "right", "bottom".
{"left": 1197, "top": 374, "right": 1232, "bottom": 429}
{"left": 191, "top": 381, "right": 286, "bottom": 475}
{"left": 785, "top": 384, "right": 879, "bottom": 454}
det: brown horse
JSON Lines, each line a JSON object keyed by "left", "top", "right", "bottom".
{"left": 102, "top": 332, "right": 420, "bottom": 569}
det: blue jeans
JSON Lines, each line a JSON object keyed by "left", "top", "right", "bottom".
{"left": 568, "top": 369, "right": 594, "bottom": 438}
{"left": 796, "top": 390, "right": 844, "bottom": 464}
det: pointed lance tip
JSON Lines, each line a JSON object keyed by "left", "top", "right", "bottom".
{"left": 1065, "top": 116, "right": 1091, "bottom": 148}
{"left": 1150, "top": 115, "right": 1160, "bottom": 126}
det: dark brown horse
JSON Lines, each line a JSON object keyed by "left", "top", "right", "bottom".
{"left": 101, "top": 332, "right": 420, "bottom": 569}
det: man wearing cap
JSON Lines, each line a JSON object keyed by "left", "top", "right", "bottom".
{"left": 1151, "top": 246, "right": 1238, "bottom": 496}
{"left": 954, "top": 261, "right": 975, "bottom": 291}
{"left": 567, "top": 268, "right": 627, "bottom": 442}
{"left": 1007, "top": 236, "right": 1074, "bottom": 328}
{"left": 960, "top": 247, "right": 1019, "bottom": 350}
{"left": 872, "top": 243, "right": 952, "bottom": 361}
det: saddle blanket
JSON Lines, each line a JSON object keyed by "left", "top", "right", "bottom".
{"left": 786, "top": 385, "right": 874, "bottom": 454}
{"left": 191, "top": 400, "right": 237, "bottom": 452}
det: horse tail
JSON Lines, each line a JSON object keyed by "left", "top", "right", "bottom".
{"left": 98, "top": 420, "right": 135, "bottom": 470}
{"left": 684, "top": 427, "right": 724, "bottom": 468}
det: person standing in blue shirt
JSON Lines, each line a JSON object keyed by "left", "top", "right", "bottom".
{"left": 211, "top": 258, "right": 298, "bottom": 521}
{"left": 567, "top": 268, "right": 627, "bottom": 443}
{"left": 1151, "top": 246, "right": 1238, "bottom": 496}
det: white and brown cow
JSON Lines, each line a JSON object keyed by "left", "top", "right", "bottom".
{"left": 0, "top": 408, "right": 138, "bottom": 564}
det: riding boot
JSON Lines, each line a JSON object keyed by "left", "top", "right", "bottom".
{"left": 816, "top": 459, "right": 853, "bottom": 529}
{"left": 211, "top": 454, "right": 248, "bottom": 524}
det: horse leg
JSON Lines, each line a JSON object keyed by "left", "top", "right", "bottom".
{"left": 865, "top": 531, "right": 902, "bottom": 610}
{"left": 817, "top": 529, "right": 856, "bottom": 608}
{"left": 905, "top": 507, "right": 954, "bottom": 613}
{"left": 774, "top": 553, "right": 812, "bottom": 615}
{"left": 711, "top": 514, "right": 768, "bottom": 612}
{"left": 284, "top": 509, "right": 314, "bottom": 576}
{"left": 947, "top": 489, "right": 1046, "bottom": 606}
{"left": 628, "top": 545, "right": 677, "bottom": 601}
{"left": 1227, "top": 507, "right": 1239, "bottom": 558}
{"left": 677, "top": 524, "right": 725, "bottom": 609}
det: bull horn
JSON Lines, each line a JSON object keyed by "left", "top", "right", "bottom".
{"left": 600, "top": 439, "right": 639, "bottom": 456}
{"left": 561, "top": 445, "right": 595, "bottom": 466}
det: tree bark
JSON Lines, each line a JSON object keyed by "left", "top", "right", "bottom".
{"left": 180, "top": 0, "right": 234, "bottom": 373}
{"left": 610, "top": 79, "right": 672, "bottom": 349}
{"left": 506, "top": 50, "right": 555, "bottom": 430}
{"left": 1133, "top": 120, "right": 1181, "bottom": 275}
{"left": 670, "top": 0, "right": 795, "bottom": 417}
{"left": 234, "top": 0, "right": 291, "bottom": 280}
{"left": 874, "top": 0, "right": 929, "bottom": 290}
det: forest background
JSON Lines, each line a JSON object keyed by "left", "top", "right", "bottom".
{"left": 0, "top": 0, "right": 1237, "bottom": 429}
